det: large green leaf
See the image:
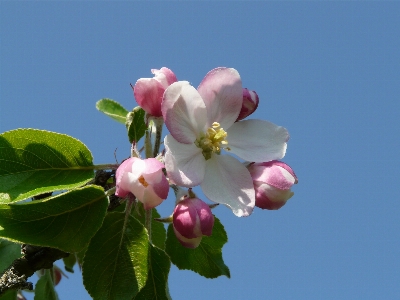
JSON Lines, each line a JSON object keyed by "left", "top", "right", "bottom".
{"left": 134, "top": 244, "right": 171, "bottom": 300}
{"left": 34, "top": 269, "right": 58, "bottom": 300}
{"left": 165, "top": 216, "right": 230, "bottom": 279}
{"left": 0, "top": 129, "right": 94, "bottom": 202}
{"left": 0, "top": 185, "right": 108, "bottom": 252}
{"left": 0, "top": 290, "right": 17, "bottom": 300}
{"left": 82, "top": 212, "right": 149, "bottom": 300}
{"left": 126, "top": 107, "right": 146, "bottom": 143}
{"left": 0, "top": 239, "right": 22, "bottom": 273}
{"left": 96, "top": 98, "right": 129, "bottom": 124}
{"left": 132, "top": 202, "right": 166, "bottom": 250}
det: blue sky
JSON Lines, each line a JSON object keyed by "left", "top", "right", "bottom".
{"left": 1, "top": 1, "right": 400, "bottom": 300}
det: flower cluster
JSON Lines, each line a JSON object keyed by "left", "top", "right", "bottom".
{"left": 116, "top": 67, "right": 297, "bottom": 248}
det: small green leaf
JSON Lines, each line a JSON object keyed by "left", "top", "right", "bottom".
{"left": 0, "top": 290, "right": 17, "bottom": 300}
{"left": 0, "top": 239, "right": 22, "bottom": 273}
{"left": 82, "top": 212, "right": 149, "bottom": 300}
{"left": 34, "top": 269, "right": 59, "bottom": 300}
{"left": 165, "top": 216, "right": 230, "bottom": 278}
{"left": 63, "top": 253, "right": 77, "bottom": 273}
{"left": 132, "top": 202, "right": 166, "bottom": 250}
{"left": 96, "top": 98, "right": 129, "bottom": 124}
{"left": 0, "top": 185, "right": 108, "bottom": 252}
{"left": 126, "top": 107, "right": 146, "bottom": 143}
{"left": 0, "top": 129, "right": 94, "bottom": 202}
{"left": 134, "top": 244, "right": 171, "bottom": 300}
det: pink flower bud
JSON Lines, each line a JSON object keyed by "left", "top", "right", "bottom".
{"left": 133, "top": 67, "right": 177, "bottom": 117}
{"left": 173, "top": 197, "right": 214, "bottom": 249}
{"left": 247, "top": 160, "right": 298, "bottom": 210}
{"left": 115, "top": 157, "right": 169, "bottom": 209}
{"left": 236, "top": 88, "right": 259, "bottom": 121}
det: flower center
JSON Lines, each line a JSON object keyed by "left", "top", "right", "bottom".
{"left": 194, "top": 122, "right": 230, "bottom": 160}
{"left": 138, "top": 176, "right": 149, "bottom": 187}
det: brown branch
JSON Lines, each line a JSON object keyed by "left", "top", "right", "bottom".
{"left": 0, "top": 245, "right": 69, "bottom": 296}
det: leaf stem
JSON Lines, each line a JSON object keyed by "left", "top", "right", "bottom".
{"left": 145, "top": 130, "right": 152, "bottom": 159}
{"left": 105, "top": 187, "right": 116, "bottom": 197}
{"left": 152, "top": 117, "right": 164, "bottom": 158}
{"left": 145, "top": 208, "right": 152, "bottom": 243}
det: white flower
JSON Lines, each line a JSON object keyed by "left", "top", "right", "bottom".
{"left": 161, "top": 67, "right": 289, "bottom": 217}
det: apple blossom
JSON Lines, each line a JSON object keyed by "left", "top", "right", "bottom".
{"left": 161, "top": 67, "right": 289, "bottom": 217}
{"left": 247, "top": 160, "right": 298, "bottom": 210}
{"left": 236, "top": 88, "right": 259, "bottom": 121}
{"left": 173, "top": 197, "right": 214, "bottom": 249}
{"left": 115, "top": 157, "right": 169, "bottom": 209}
{"left": 133, "top": 67, "right": 177, "bottom": 117}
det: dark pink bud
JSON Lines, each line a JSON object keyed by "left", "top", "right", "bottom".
{"left": 133, "top": 67, "right": 177, "bottom": 117}
{"left": 247, "top": 160, "right": 298, "bottom": 210}
{"left": 236, "top": 88, "right": 259, "bottom": 121}
{"left": 173, "top": 197, "right": 214, "bottom": 249}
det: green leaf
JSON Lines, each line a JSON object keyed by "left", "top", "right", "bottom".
{"left": 132, "top": 202, "right": 166, "bottom": 250}
{"left": 126, "top": 107, "right": 146, "bottom": 143}
{"left": 82, "top": 212, "right": 149, "bottom": 300}
{"left": 0, "top": 185, "right": 108, "bottom": 252}
{"left": 96, "top": 98, "right": 129, "bottom": 124}
{"left": 0, "top": 129, "right": 94, "bottom": 202}
{"left": 0, "top": 290, "right": 17, "bottom": 300}
{"left": 34, "top": 269, "right": 59, "bottom": 300}
{"left": 0, "top": 239, "right": 22, "bottom": 273}
{"left": 63, "top": 253, "right": 77, "bottom": 273}
{"left": 134, "top": 244, "right": 171, "bottom": 300}
{"left": 165, "top": 216, "right": 230, "bottom": 279}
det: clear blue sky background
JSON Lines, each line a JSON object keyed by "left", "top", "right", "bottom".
{"left": 1, "top": 2, "right": 399, "bottom": 300}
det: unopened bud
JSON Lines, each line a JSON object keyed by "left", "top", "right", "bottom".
{"left": 236, "top": 88, "right": 259, "bottom": 121}
{"left": 247, "top": 160, "right": 298, "bottom": 210}
{"left": 173, "top": 197, "right": 214, "bottom": 248}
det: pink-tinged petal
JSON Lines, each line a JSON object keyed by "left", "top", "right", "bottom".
{"left": 141, "top": 186, "right": 164, "bottom": 210}
{"left": 134, "top": 78, "right": 165, "bottom": 117}
{"left": 126, "top": 172, "right": 145, "bottom": 200}
{"left": 164, "top": 134, "right": 206, "bottom": 187}
{"left": 152, "top": 67, "right": 177, "bottom": 87}
{"left": 162, "top": 81, "right": 208, "bottom": 144}
{"left": 115, "top": 158, "right": 136, "bottom": 198}
{"left": 197, "top": 67, "right": 243, "bottom": 129}
{"left": 149, "top": 173, "right": 169, "bottom": 199}
{"left": 254, "top": 182, "right": 293, "bottom": 210}
{"left": 201, "top": 155, "right": 255, "bottom": 217}
{"left": 173, "top": 226, "right": 202, "bottom": 249}
{"left": 227, "top": 119, "right": 289, "bottom": 162}
{"left": 195, "top": 201, "right": 214, "bottom": 236}
{"left": 142, "top": 158, "right": 164, "bottom": 174}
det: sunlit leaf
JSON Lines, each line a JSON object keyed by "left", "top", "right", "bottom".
{"left": 132, "top": 202, "right": 166, "bottom": 250}
{"left": 126, "top": 106, "right": 146, "bottom": 143}
{"left": 96, "top": 98, "right": 129, "bottom": 124}
{"left": 165, "top": 216, "right": 230, "bottom": 278}
{"left": 82, "top": 212, "right": 149, "bottom": 300}
{"left": 0, "top": 186, "right": 108, "bottom": 253}
{"left": 134, "top": 244, "right": 171, "bottom": 300}
{"left": 0, "top": 129, "right": 94, "bottom": 202}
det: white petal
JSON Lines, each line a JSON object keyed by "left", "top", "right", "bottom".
{"left": 164, "top": 134, "right": 206, "bottom": 187}
{"left": 197, "top": 68, "right": 243, "bottom": 130}
{"left": 201, "top": 155, "right": 255, "bottom": 217}
{"left": 162, "top": 81, "right": 208, "bottom": 144}
{"left": 227, "top": 119, "right": 289, "bottom": 162}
